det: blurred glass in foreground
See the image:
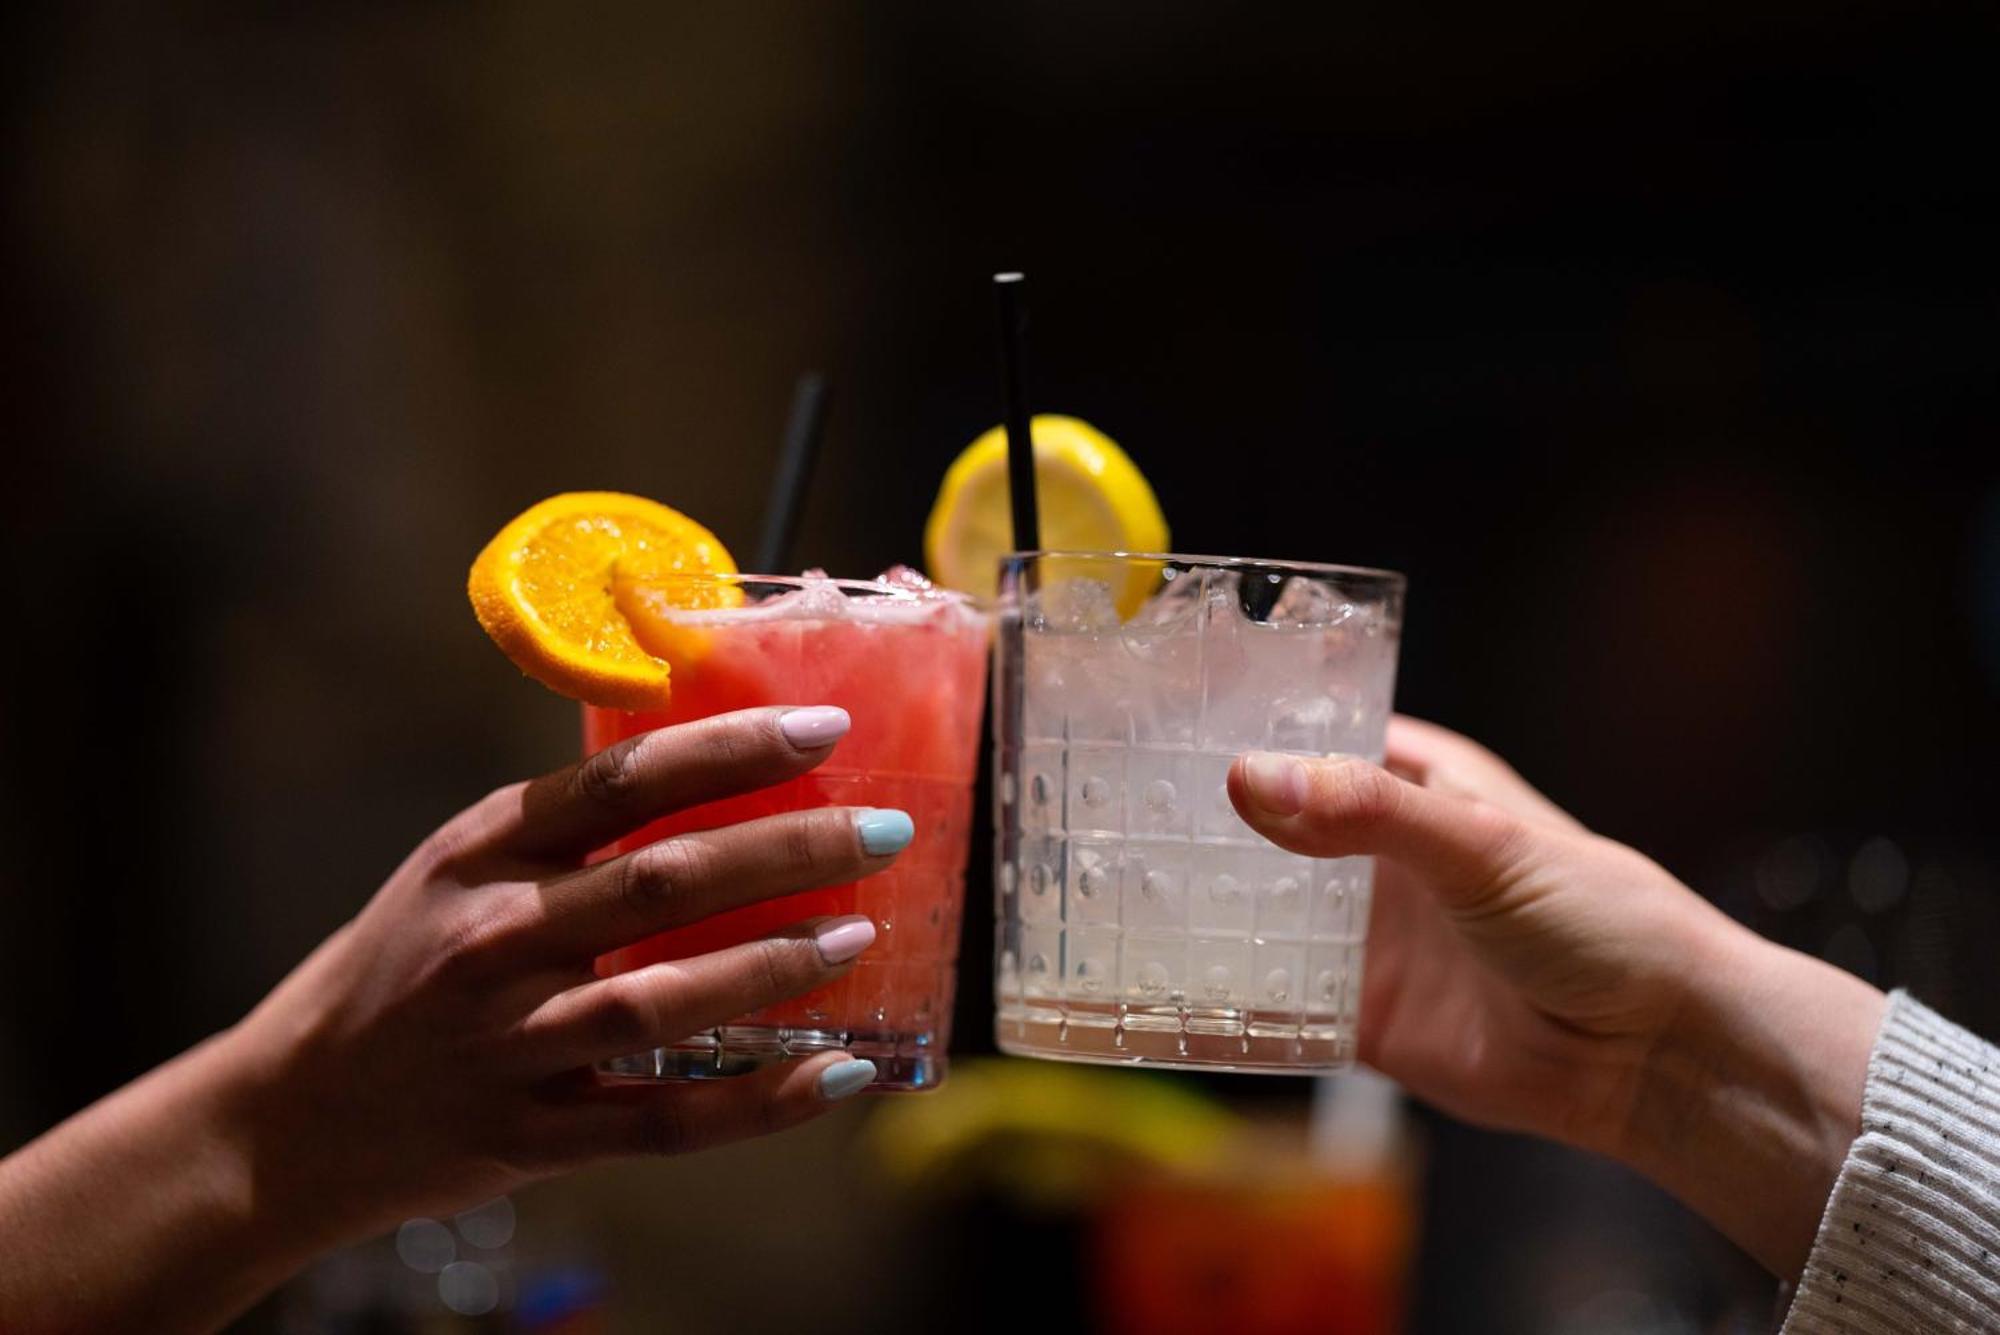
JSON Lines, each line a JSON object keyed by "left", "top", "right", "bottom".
{"left": 872, "top": 1059, "right": 1416, "bottom": 1335}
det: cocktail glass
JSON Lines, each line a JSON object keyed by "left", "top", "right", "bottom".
{"left": 992, "top": 552, "right": 1404, "bottom": 1072}
{"left": 584, "top": 573, "right": 989, "bottom": 1091}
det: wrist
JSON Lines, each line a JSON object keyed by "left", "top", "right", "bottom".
{"left": 0, "top": 1026, "right": 338, "bottom": 1334}
{"left": 202, "top": 1011, "right": 387, "bottom": 1263}
{"left": 149, "top": 1027, "right": 343, "bottom": 1319}
{"left": 1619, "top": 921, "right": 1885, "bottom": 1277}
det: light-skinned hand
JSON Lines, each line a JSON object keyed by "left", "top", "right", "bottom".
{"left": 1230, "top": 715, "right": 1885, "bottom": 1278}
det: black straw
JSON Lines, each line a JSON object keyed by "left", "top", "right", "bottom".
{"left": 993, "top": 272, "right": 1041, "bottom": 553}
{"left": 754, "top": 372, "right": 830, "bottom": 574}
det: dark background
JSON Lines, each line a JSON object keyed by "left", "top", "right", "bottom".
{"left": 4, "top": 4, "right": 1997, "bottom": 1333}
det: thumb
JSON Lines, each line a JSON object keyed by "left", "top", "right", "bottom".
{"left": 1228, "top": 751, "right": 1527, "bottom": 910}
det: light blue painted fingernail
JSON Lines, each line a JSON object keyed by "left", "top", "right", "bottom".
{"left": 855, "top": 808, "right": 914, "bottom": 856}
{"left": 819, "top": 1058, "right": 876, "bottom": 1101}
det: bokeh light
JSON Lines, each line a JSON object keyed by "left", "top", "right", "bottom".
{"left": 453, "top": 1195, "right": 517, "bottom": 1251}
{"left": 438, "top": 1260, "right": 501, "bottom": 1317}
{"left": 392, "top": 1218, "right": 454, "bottom": 1275}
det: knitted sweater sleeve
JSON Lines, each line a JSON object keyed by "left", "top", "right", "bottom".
{"left": 1781, "top": 990, "right": 2000, "bottom": 1333}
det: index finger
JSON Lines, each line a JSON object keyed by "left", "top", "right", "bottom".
{"left": 1385, "top": 715, "right": 1583, "bottom": 832}
{"left": 504, "top": 706, "right": 852, "bottom": 862}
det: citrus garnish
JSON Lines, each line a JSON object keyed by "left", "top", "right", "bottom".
{"left": 613, "top": 572, "right": 739, "bottom": 681}
{"left": 865, "top": 1058, "right": 1234, "bottom": 1201}
{"left": 923, "top": 414, "right": 1169, "bottom": 617}
{"left": 467, "top": 491, "right": 739, "bottom": 709}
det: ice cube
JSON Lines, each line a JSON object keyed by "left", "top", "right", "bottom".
{"left": 874, "top": 564, "right": 938, "bottom": 595}
{"left": 1125, "top": 565, "right": 1210, "bottom": 631}
{"left": 1029, "top": 577, "right": 1123, "bottom": 633}
{"left": 1266, "top": 576, "right": 1358, "bottom": 628}
{"left": 1265, "top": 694, "right": 1341, "bottom": 753}
{"left": 764, "top": 569, "right": 848, "bottom": 615}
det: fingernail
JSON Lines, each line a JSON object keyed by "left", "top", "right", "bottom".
{"left": 780, "top": 706, "right": 851, "bottom": 750}
{"left": 855, "top": 808, "right": 914, "bottom": 856}
{"left": 1243, "top": 752, "right": 1308, "bottom": 816}
{"left": 812, "top": 914, "right": 877, "bottom": 964}
{"left": 819, "top": 1058, "right": 877, "bottom": 1101}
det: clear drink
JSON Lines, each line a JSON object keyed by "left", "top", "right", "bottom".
{"left": 992, "top": 553, "right": 1404, "bottom": 1072}
{"left": 584, "top": 573, "right": 989, "bottom": 1090}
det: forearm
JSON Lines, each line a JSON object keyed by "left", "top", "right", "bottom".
{"left": 0, "top": 1028, "right": 329, "bottom": 1334}
{"left": 1620, "top": 923, "right": 1887, "bottom": 1278}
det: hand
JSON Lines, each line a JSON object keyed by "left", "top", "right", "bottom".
{"left": 1229, "top": 716, "right": 1886, "bottom": 1278}
{"left": 0, "top": 705, "right": 900, "bottom": 1333}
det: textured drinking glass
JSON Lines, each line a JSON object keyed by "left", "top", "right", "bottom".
{"left": 583, "top": 574, "right": 989, "bottom": 1090}
{"left": 993, "top": 553, "right": 1404, "bottom": 1072}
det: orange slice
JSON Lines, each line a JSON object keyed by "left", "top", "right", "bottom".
{"left": 467, "top": 491, "right": 739, "bottom": 709}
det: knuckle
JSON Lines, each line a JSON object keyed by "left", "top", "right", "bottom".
{"left": 411, "top": 828, "right": 473, "bottom": 883}
{"left": 785, "top": 815, "right": 834, "bottom": 880}
{"left": 695, "top": 714, "right": 758, "bottom": 770}
{"left": 750, "top": 937, "right": 806, "bottom": 1003}
{"left": 1455, "top": 737, "right": 1529, "bottom": 794}
{"left": 1324, "top": 760, "right": 1404, "bottom": 833}
{"left": 1451, "top": 804, "right": 1539, "bottom": 912}
{"left": 592, "top": 976, "right": 664, "bottom": 1055}
{"left": 1462, "top": 737, "right": 1511, "bottom": 774}
{"left": 1477, "top": 805, "right": 1534, "bottom": 867}
{"left": 574, "top": 739, "right": 645, "bottom": 816}
{"left": 435, "top": 896, "right": 535, "bottom": 976}
{"left": 471, "top": 782, "right": 529, "bottom": 829}
{"left": 412, "top": 804, "right": 500, "bottom": 878}
{"left": 620, "top": 838, "right": 707, "bottom": 924}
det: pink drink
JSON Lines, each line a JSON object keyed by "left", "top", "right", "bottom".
{"left": 584, "top": 575, "right": 987, "bottom": 1090}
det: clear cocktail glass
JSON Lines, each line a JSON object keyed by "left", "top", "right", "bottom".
{"left": 992, "top": 552, "right": 1405, "bottom": 1073}
{"left": 583, "top": 573, "right": 989, "bottom": 1090}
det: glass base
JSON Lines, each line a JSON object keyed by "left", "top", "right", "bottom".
{"left": 597, "top": 1025, "right": 945, "bottom": 1091}
{"left": 994, "top": 1002, "right": 1354, "bottom": 1074}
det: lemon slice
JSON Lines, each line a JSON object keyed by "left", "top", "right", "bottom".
{"left": 924, "top": 415, "right": 1168, "bottom": 616}
{"left": 864, "top": 1058, "right": 1236, "bottom": 1208}
{"left": 467, "top": 491, "right": 738, "bottom": 709}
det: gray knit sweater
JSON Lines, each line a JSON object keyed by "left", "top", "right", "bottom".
{"left": 1782, "top": 991, "right": 2000, "bottom": 1332}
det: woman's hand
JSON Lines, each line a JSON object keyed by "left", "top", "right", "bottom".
{"left": 0, "top": 705, "right": 900, "bottom": 1333}
{"left": 1230, "top": 716, "right": 1887, "bottom": 1279}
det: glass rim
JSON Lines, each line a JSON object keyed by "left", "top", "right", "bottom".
{"left": 1001, "top": 550, "right": 1406, "bottom": 588}
{"left": 617, "top": 571, "right": 977, "bottom": 604}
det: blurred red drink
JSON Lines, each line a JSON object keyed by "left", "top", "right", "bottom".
{"left": 583, "top": 574, "right": 988, "bottom": 1090}
{"left": 1095, "top": 1171, "right": 1412, "bottom": 1335}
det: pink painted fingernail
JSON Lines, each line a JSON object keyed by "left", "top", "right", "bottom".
{"left": 780, "top": 706, "right": 850, "bottom": 750}
{"left": 812, "top": 915, "right": 876, "bottom": 964}
{"left": 1243, "top": 752, "right": 1308, "bottom": 816}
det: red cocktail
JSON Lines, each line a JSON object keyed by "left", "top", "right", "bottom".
{"left": 584, "top": 573, "right": 988, "bottom": 1090}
